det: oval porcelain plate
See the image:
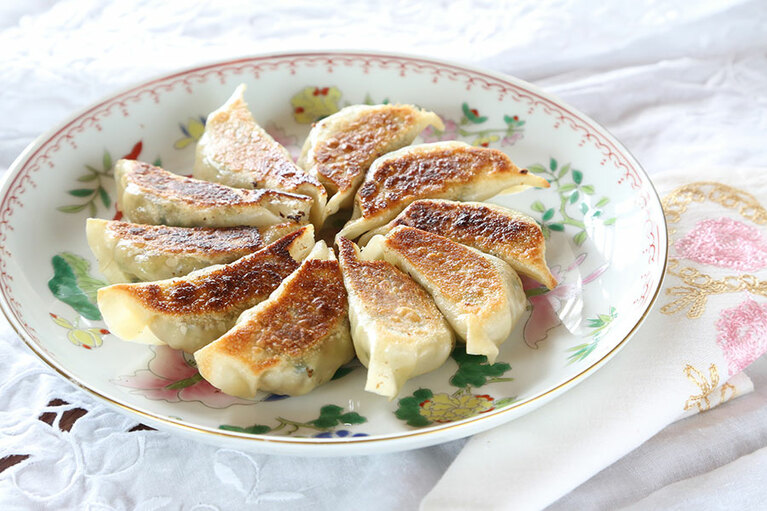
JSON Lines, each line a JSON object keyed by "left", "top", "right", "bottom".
{"left": 0, "top": 51, "right": 666, "bottom": 456}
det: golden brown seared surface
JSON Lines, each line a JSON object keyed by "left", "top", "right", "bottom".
{"left": 206, "top": 94, "right": 320, "bottom": 191}
{"left": 220, "top": 259, "right": 348, "bottom": 361}
{"left": 122, "top": 229, "right": 306, "bottom": 314}
{"left": 392, "top": 200, "right": 544, "bottom": 262}
{"left": 105, "top": 220, "right": 297, "bottom": 255}
{"left": 124, "top": 161, "right": 307, "bottom": 207}
{"left": 385, "top": 226, "right": 504, "bottom": 308}
{"left": 337, "top": 237, "right": 442, "bottom": 334}
{"left": 357, "top": 145, "right": 519, "bottom": 216}
{"left": 314, "top": 106, "right": 419, "bottom": 192}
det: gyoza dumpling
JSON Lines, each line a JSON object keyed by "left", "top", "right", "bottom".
{"left": 360, "top": 199, "right": 557, "bottom": 289}
{"left": 97, "top": 226, "right": 314, "bottom": 353}
{"left": 86, "top": 218, "right": 300, "bottom": 283}
{"left": 365, "top": 226, "right": 526, "bottom": 364}
{"left": 337, "top": 141, "right": 550, "bottom": 240}
{"left": 116, "top": 159, "right": 311, "bottom": 228}
{"left": 337, "top": 237, "right": 454, "bottom": 399}
{"left": 194, "top": 241, "right": 353, "bottom": 397}
{"left": 194, "top": 84, "right": 328, "bottom": 227}
{"left": 297, "top": 104, "right": 443, "bottom": 217}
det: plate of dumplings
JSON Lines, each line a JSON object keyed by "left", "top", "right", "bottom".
{"left": 0, "top": 51, "right": 667, "bottom": 455}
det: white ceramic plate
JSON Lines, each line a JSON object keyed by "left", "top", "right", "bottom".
{"left": 0, "top": 51, "right": 667, "bottom": 456}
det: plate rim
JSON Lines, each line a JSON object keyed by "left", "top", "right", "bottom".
{"left": 0, "top": 49, "right": 669, "bottom": 452}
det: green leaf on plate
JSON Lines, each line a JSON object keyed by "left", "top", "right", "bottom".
{"left": 604, "top": 217, "right": 617, "bottom": 225}
{"left": 528, "top": 164, "right": 547, "bottom": 174}
{"left": 542, "top": 208, "right": 555, "bottom": 221}
{"left": 559, "top": 183, "right": 577, "bottom": 192}
{"left": 549, "top": 157, "right": 558, "bottom": 171}
{"left": 48, "top": 255, "right": 102, "bottom": 320}
{"left": 572, "top": 170, "right": 583, "bottom": 184}
{"left": 596, "top": 197, "right": 610, "bottom": 207}
{"left": 57, "top": 204, "right": 87, "bottom": 214}
{"left": 98, "top": 187, "right": 111, "bottom": 209}
{"left": 574, "top": 230, "right": 588, "bottom": 246}
{"left": 548, "top": 223, "right": 565, "bottom": 232}
{"left": 569, "top": 191, "right": 580, "bottom": 204}
{"left": 531, "top": 200, "right": 546, "bottom": 213}
{"left": 68, "top": 189, "right": 94, "bottom": 197}
{"left": 77, "top": 174, "right": 99, "bottom": 182}
{"left": 395, "top": 389, "right": 434, "bottom": 427}
{"left": 493, "top": 396, "right": 519, "bottom": 408}
{"left": 58, "top": 252, "right": 108, "bottom": 303}
{"left": 558, "top": 163, "right": 570, "bottom": 178}
{"left": 449, "top": 345, "right": 511, "bottom": 388}
{"left": 219, "top": 424, "right": 271, "bottom": 435}
{"left": 581, "top": 184, "right": 595, "bottom": 194}
{"left": 338, "top": 412, "right": 366, "bottom": 425}
{"left": 331, "top": 365, "right": 356, "bottom": 381}
{"left": 102, "top": 151, "right": 112, "bottom": 171}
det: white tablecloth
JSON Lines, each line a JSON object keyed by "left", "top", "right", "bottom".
{"left": 1, "top": 1, "right": 767, "bottom": 509}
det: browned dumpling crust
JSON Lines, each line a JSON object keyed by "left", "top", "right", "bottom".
{"left": 367, "top": 225, "right": 527, "bottom": 363}
{"left": 195, "top": 242, "right": 354, "bottom": 397}
{"left": 363, "top": 199, "right": 557, "bottom": 289}
{"left": 298, "top": 104, "right": 443, "bottom": 216}
{"left": 338, "top": 141, "right": 550, "bottom": 240}
{"left": 194, "top": 84, "right": 327, "bottom": 227}
{"left": 86, "top": 218, "right": 301, "bottom": 283}
{"left": 116, "top": 159, "right": 312, "bottom": 228}
{"left": 337, "top": 237, "right": 453, "bottom": 398}
{"left": 97, "top": 226, "right": 314, "bottom": 353}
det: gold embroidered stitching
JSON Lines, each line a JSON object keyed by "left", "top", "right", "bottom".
{"left": 684, "top": 363, "right": 720, "bottom": 412}
{"left": 661, "top": 261, "right": 767, "bottom": 318}
{"left": 720, "top": 381, "right": 737, "bottom": 403}
{"left": 662, "top": 182, "right": 767, "bottom": 225}
{"left": 660, "top": 182, "right": 767, "bottom": 318}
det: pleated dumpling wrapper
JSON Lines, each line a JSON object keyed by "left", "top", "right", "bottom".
{"left": 297, "top": 104, "right": 443, "bottom": 217}
{"left": 365, "top": 226, "right": 527, "bottom": 364}
{"left": 360, "top": 199, "right": 557, "bottom": 290}
{"left": 115, "top": 159, "right": 311, "bottom": 228}
{"left": 86, "top": 218, "right": 300, "bottom": 284}
{"left": 194, "top": 241, "right": 353, "bottom": 398}
{"left": 194, "top": 84, "right": 328, "bottom": 227}
{"left": 337, "top": 237, "right": 454, "bottom": 399}
{"left": 97, "top": 226, "right": 314, "bottom": 353}
{"left": 337, "top": 141, "right": 550, "bottom": 240}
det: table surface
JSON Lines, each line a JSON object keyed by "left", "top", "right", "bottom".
{"left": 1, "top": 1, "right": 766, "bottom": 509}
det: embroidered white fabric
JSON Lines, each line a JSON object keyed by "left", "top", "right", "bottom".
{"left": 1, "top": 1, "right": 767, "bottom": 509}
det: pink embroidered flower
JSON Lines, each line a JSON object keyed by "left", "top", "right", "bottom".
{"left": 675, "top": 217, "right": 767, "bottom": 271}
{"left": 523, "top": 254, "right": 608, "bottom": 348}
{"left": 264, "top": 123, "right": 301, "bottom": 161}
{"left": 715, "top": 299, "right": 767, "bottom": 376}
{"left": 113, "top": 346, "right": 251, "bottom": 408}
{"left": 420, "top": 119, "right": 459, "bottom": 143}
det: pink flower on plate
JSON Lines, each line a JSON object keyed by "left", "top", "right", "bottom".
{"left": 113, "top": 345, "right": 252, "bottom": 408}
{"left": 421, "top": 119, "right": 459, "bottom": 143}
{"left": 501, "top": 132, "right": 523, "bottom": 147}
{"left": 715, "top": 298, "right": 767, "bottom": 376}
{"left": 523, "top": 253, "right": 608, "bottom": 349}
{"left": 675, "top": 217, "right": 767, "bottom": 271}
{"left": 264, "top": 123, "right": 301, "bottom": 162}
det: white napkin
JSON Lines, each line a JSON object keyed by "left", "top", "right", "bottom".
{"left": 422, "top": 166, "right": 767, "bottom": 510}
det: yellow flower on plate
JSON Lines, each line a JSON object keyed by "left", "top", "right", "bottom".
{"left": 291, "top": 86, "right": 342, "bottom": 123}
{"left": 174, "top": 117, "right": 206, "bottom": 149}
{"left": 419, "top": 393, "right": 494, "bottom": 423}
{"left": 50, "top": 313, "right": 107, "bottom": 350}
{"left": 472, "top": 134, "right": 500, "bottom": 148}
